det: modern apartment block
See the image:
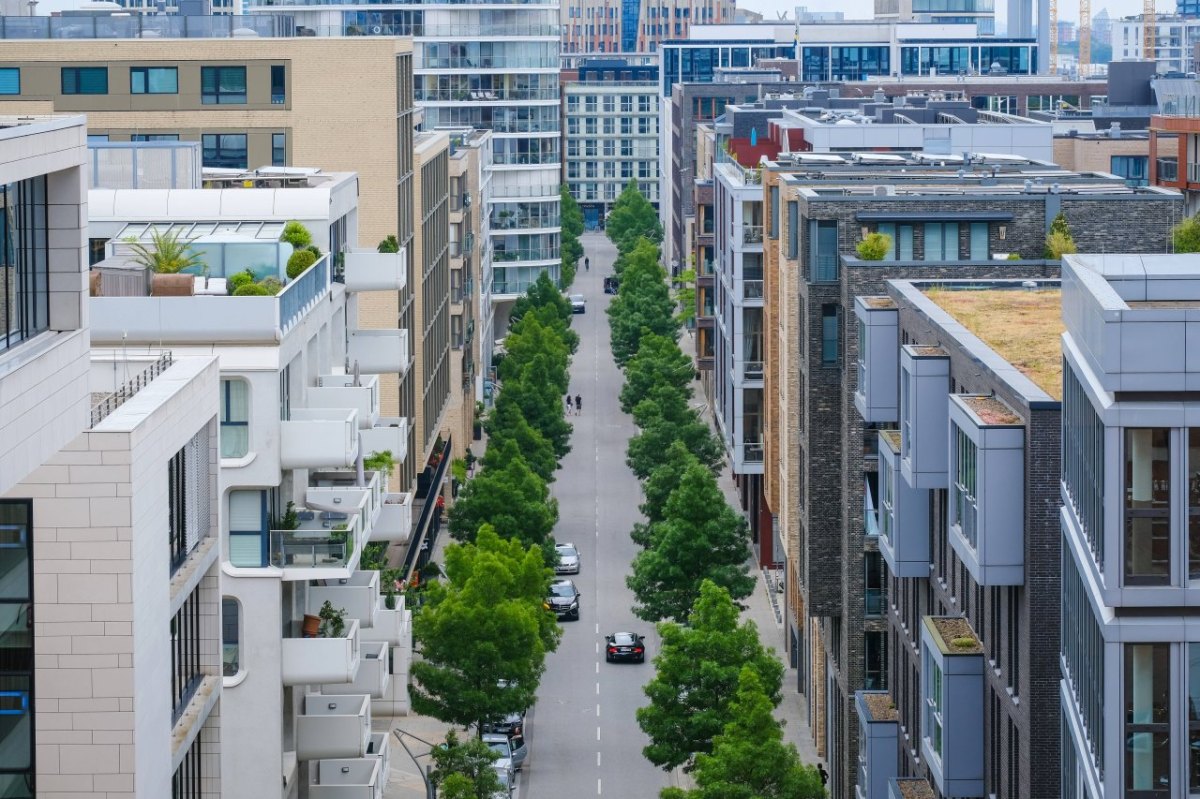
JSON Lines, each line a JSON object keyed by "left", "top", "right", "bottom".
{"left": 853, "top": 276, "right": 1064, "bottom": 799}
{"left": 1056, "top": 253, "right": 1200, "bottom": 799}
{"left": 759, "top": 156, "right": 1183, "bottom": 799}
{"left": 0, "top": 116, "right": 226, "bottom": 798}
{"left": 85, "top": 164, "right": 414, "bottom": 799}
{"left": 1112, "top": 14, "right": 1200, "bottom": 72}
{"left": 563, "top": 61, "right": 660, "bottom": 226}
{"left": 0, "top": 36, "right": 431, "bottom": 493}
{"left": 562, "top": 0, "right": 732, "bottom": 53}
{"left": 245, "top": 0, "right": 562, "bottom": 302}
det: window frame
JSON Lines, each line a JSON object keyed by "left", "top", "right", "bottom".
{"left": 201, "top": 133, "right": 248, "bottom": 170}
{"left": 271, "top": 133, "right": 286, "bottom": 167}
{"left": 200, "top": 65, "right": 247, "bottom": 105}
{"left": 60, "top": 66, "right": 108, "bottom": 96}
{"left": 129, "top": 66, "right": 178, "bottom": 95}
{"left": 0, "top": 68, "right": 19, "bottom": 96}
{"left": 219, "top": 379, "right": 250, "bottom": 459}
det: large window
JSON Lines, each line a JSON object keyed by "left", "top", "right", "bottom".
{"left": 0, "top": 69, "right": 18, "bottom": 96}
{"left": 821, "top": 304, "right": 841, "bottom": 366}
{"left": 1111, "top": 155, "right": 1149, "bottom": 187}
{"left": 60, "top": 67, "right": 107, "bottom": 95}
{"left": 865, "top": 552, "right": 886, "bottom": 616}
{"left": 925, "top": 657, "right": 944, "bottom": 759}
{"left": 1125, "top": 428, "right": 1171, "bottom": 585}
{"left": 0, "top": 502, "right": 33, "bottom": 793}
{"left": 201, "top": 134, "right": 248, "bottom": 170}
{"left": 1190, "top": 644, "right": 1200, "bottom": 793}
{"left": 1191, "top": 429, "right": 1200, "bottom": 580}
{"left": 953, "top": 424, "right": 979, "bottom": 548}
{"left": 200, "top": 66, "right": 247, "bottom": 105}
{"left": 0, "top": 175, "right": 49, "bottom": 354}
{"left": 130, "top": 67, "right": 177, "bottom": 95}
{"left": 969, "top": 221, "right": 989, "bottom": 260}
{"left": 222, "top": 597, "right": 240, "bottom": 677}
{"left": 228, "top": 490, "right": 266, "bottom": 568}
{"left": 809, "top": 219, "right": 839, "bottom": 281}
{"left": 924, "top": 222, "right": 959, "bottom": 260}
{"left": 219, "top": 379, "right": 249, "bottom": 459}
{"left": 1061, "top": 549, "right": 1104, "bottom": 776}
{"left": 865, "top": 630, "right": 887, "bottom": 690}
{"left": 787, "top": 202, "right": 799, "bottom": 259}
{"left": 1063, "top": 366, "right": 1105, "bottom": 564}
{"left": 270, "top": 65, "right": 285, "bottom": 104}
{"left": 171, "top": 589, "right": 203, "bottom": 721}
{"left": 1125, "top": 643, "right": 1170, "bottom": 797}
{"left": 877, "top": 223, "right": 913, "bottom": 260}
{"left": 168, "top": 429, "right": 212, "bottom": 575}
{"left": 272, "top": 133, "right": 286, "bottom": 167}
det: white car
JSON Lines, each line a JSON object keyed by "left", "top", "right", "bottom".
{"left": 554, "top": 543, "right": 580, "bottom": 574}
{"left": 570, "top": 294, "right": 586, "bottom": 313}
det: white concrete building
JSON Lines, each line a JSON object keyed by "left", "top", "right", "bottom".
{"left": 86, "top": 166, "right": 413, "bottom": 799}
{"left": 1058, "top": 253, "right": 1200, "bottom": 799}
{"left": 1113, "top": 15, "right": 1200, "bottom": 74}
{"left": 0, "top": 116, "right": 225, "bottom": 799}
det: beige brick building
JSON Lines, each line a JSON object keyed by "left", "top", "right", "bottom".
{"left": 1052, "top": 130, "right": 1149, "bottom": 180}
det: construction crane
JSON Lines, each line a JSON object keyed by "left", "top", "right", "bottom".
{"left": 1050, "top": 0, "right": 1059, "bottom": 72}
{"left": 1143, "top": 0, "right": 1156, "bottom": 65}
{"left": 1079, "top": 0, "right": 1091, "bottom": 75}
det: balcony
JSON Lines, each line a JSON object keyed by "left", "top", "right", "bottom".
{"left": 361, "top": 594, "right": 409, "bottom": 647}
{"left": 1156, "top": 157, "right": 1179, "bottom": 182}
{"left": 310, "top": 375, "right": 381, "bottom": 430}
{"left": 856, "top": 691, "right": 900, "bottom": 799}
{"left": 742, "top": 360, "right": 764, "bottom": 382}
{"left": 297, "top": 694, "right": 371, "bottom": 761}
{"left": 947, "top": 396, "right": 1025, "bottom": 586}
{"left": 281, "top": 408, "right": 359, "bottom": 470}
{"left": 308, "top": 756, "right": 385, "bottom": 799}
{"left": 1190, "top": 162, "right": 1200, "bottom": 184}
{"left": 887, "top": 778, "right": 937, "bottom": 799}
{"left": 343, "top": 248, "right": 407, "bottom": 293}
{"left": 854, "top": 297, "right": 900, "bottom": 424}
{"left": 742, "top": 280, "right": 764, "bottom": 301}
{"left": 878, "top": 431, "right": 931, "bottom": 578}
{"left": 308, "top": 571, "right": 382, "bottom": 627}
{"left": 920, "top": 617, "right": 985, "bottom": 798}
{"left": 900, "top": 346, "right": 950, "bottom": 490}
{"left": 282, "top": 618, "right": 361, "bottom": 686}
{"left": 323, "top": 641, "right": 391, "bottom": 699}
{"left": 742, "top": 224, "right": 764, "bottom": 245}
{"left": 359, "top": 417, "right": 409, "bottom": 468}
{"left": 348, "top": 329, "right": 410, "bottom": 375}
{"left": 373, "top": 492, "right": 414, "bottom": 543}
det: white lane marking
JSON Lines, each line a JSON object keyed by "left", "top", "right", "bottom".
{"left": 597, "top": 752, "right": 602, "bottom": 767}
{"left": 596, "top": 726, "right": 601, "bottom": 742}
{"left": 595, "top": 641, "right": 599, "bottom": 654}
{"left": 595, "top": 682, "right": 600, "bottom": 695}
{"left": 595, "top": 623, "right": 599, "bottom": 634}
{"left": 595, "top": 662, "right": 599, "bottom": 674}
{"left": 598, "top": 778, "right": 603, "bottom": 795}
{"left": 596, "top": 703, "right": 601, "bottom": 717}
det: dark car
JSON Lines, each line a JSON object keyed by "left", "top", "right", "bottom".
{"left": 604, "top": 631, "right": 646, "bottom": 663}
{"left": 546, "top": 579, "right": 580, "bottom": 621}
{"left": 603, "top": 276, "right": 619, "bottom": 294}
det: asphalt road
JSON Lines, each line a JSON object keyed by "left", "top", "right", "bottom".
{"left": 521, "top": 232, "right": 672, "bottom": 799}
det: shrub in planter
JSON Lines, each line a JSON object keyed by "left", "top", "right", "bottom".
{"left": 280, "top": 220, "right": 313, "bottom": 250}
{"left": 233, "top": 283, "right": 271, "bottom": 296}
{"left": 287, "top": 249, "right": 318, "bottom": 279}
{"left": 1006, "top": 252, "right": 1021, "bottom": 261}
{"left": 260, "top": 277, "right": 283, "bottom": 295}
{"left": 229, "top": 269, "right": 256, "bottom": 293}
{"left": 855, "top": 232, "right": 892, "bottom": 261}
{"left": 306, "top": 244, "right": 322, "bottom": 258}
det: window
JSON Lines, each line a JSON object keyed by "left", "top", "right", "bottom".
{"left": 1190, "top": 644, "right": 1200, "bottom": 793}
{"left": 877, "top": 223, "right": 913, "bottom": 260}
{"left": 222, "top": 597, "right": 240, "bottom": 677}
{"left": 200, "top": 66, "right": 247, "bottom": 105}
{"left": 1125, "top": 643, "right": 1170, "bottom": 796}
{"left": 171, "top": 589, "right": 203, "bottom": 721}
{"left": 865, "top": 552, "right": 886, "bottom": 615}
{"left": 924, "top": 222, "right": 959, "bottom": 260}
{"left": 228, "top": 490, "right": 266, "bottom": 568}
{"left": 0, "top": 68, "right": 19, "bottom": 95}
{"left": 1125, "top": 428, "right": 1171, "bottom": 585}
{"left": 926, "top": 657, "right": 944, "bottom": 758}
{"left": 61, "top": 67, "right": 108, "bottom": 95}
{"left": 270, "top": 65, "right": 285, "bottom": 104}
{"left": 1064, "top": 366, "right": 1105, "bottom": 565}
{"left": 174, "top": 737, "right": 203, "bottom": 799}
{"left": 787, "top": 202, "right": 799, "bottom": 259}
{"left": 272, "top": 133, "right": 286, "bottom": 167}
{"left": 809, "top": 219, "right": 838, "bottom": 281}
{"left": 168, "top": 429, "right": 212, "bottom": 574}
{"left": 0, "top": 502, "right": 34, "bottom": 791}
{"left": 0, "top": 176, "right": 49, "bottom": 355}
{"left": 219, "top": 379, "right": 249, "bottom": 459}
{"left": 821, "top": 304, "right": 841, "bottom": 366}
{"left": 953, "top": 424, "right": 979, "bottom": 548}
{"left": 969, "top": 221, "right": 989, "bottom": 260}
{"left": 131, "top": 134, "right": 179, "bottom": 142}
{"left": 768, "top": 186, "right": 779, "bottom": 239}
{"left": 201, "top": 134, "right": 248, "bottom": 170}
{"left": 865, "top": 630, "right": 887, "bottom": 689}
{"left": 1111, "top": 155, "right": 1148, "bottom": 186}
{"left": 1190, "top": 428, "right": 1200, "bottom": 580}
{"left": 130, "top": 67, "right": 177, "bottom": 95}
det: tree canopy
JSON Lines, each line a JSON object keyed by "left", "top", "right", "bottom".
{"left": 607, "top": 240, "right": 680, "bottom": 366}
{"left": 430, "top": 731, "right": 504, "bottom": 799}
{"left": 620, "top": 332, "right": 696, "bottom": 414}
{"left": 627, "top": 465, "right": 754, "bottom": 623}
{"left": 1174, "top": 213, "right": 1200, "bottom": 253}
{"left": 637, "top": 581, "right": 784, "bottom": 771}
{"left": 607, "top": 180, "right": 663, "bottom": 255}
{"left": 483, "top": 403, "right": 559, "bottom": 483}
{"left": 411, "top": 525, "right": 560, "bottom": 730}
{"left": 448, "top": 446, "right": 558, "bottom": 548}
{"left": 627, "top": 386, "right": 724, "bottom": 480}
{"left": 560, "top": 186, "right": 585, "bottom": 288}
{"left": 492, "top": 356, "right": 573, "bottom": 459}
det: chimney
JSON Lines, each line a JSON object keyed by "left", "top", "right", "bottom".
{"left": 873, "top": 88, "right": 886, "bottom": 103}
{"left": 1109, "top": 122, "right": 1122, "bottom": 139}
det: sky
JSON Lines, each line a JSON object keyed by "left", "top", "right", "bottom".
{"left": 737, "top": 0, "right": 1172, "bottom": 27}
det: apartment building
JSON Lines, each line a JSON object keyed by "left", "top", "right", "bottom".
{"left": 759, "top": 156, "right": 1183, "bottom": 799}
{"left": 1053, "top": 128, "right": 1150, "bottom": 185}
{"left": 1113, "top": 14, "right": 1200, "bottom": 71}
{"left": 1056, "top": 253, "right": 1200, "bottom": 799}
{"left": 853, "top": 276, "right": 1064, "bottom": 799}
{"left": 563, "top": 61, "right": 660, "bottom": 226}
{"left": 245, "top": 0, "right": 562, "bottom": 303}
{"left": 0, "top": 116, "right": 226, "bottom": 798}
{"left": 85, "top": 165, "right": 414, "bottom": 799}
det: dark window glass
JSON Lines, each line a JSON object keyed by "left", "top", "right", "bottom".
{"left": 0, "top": 175, "right": 50, "bottom": 354}
{"left": 1124, "top": 643, "right": 1171, "bottom": 797}
{"left": 200, "top": 66, "right": 247, "bottom": 105}
{"left": 864, "top": 630, "right": 887, "bottom": 689}
{"left": 1125, "top": 428, "right": 1171, "bottom": 585}
{"left": 201, "top": 134, "right": 248, "bottom": 170}
{"left": 170, "top": 590, "right": 203, "bottom": 721}
{"left": 272, "top": 133, "right": 286, "bottom": 167}
{"left": 865, "top": 552, "right": 886, "bottom": 615}
{"left": 0, "top": 502, "right": 35, "bottom": 791}
{"left": 130, "top": 134, "right": 180, "bottom": 142}
{"left": 270, "top": 65, "right": 285, "bottom": 104}
{"left": 821, "top": 304, "right": 841, "bottom": 366}
{"left": 768, "top": 185, "right": 779, "bottom": 239}
{"left": 61, "top": 67, "right": 107, "bottom": 95}
{"left": 786, "top": 202, "right": 798, "bottom": 259}
{"left": 222, "top": 598, "right": 239, "bottom": 677}
{"left": 810, "top": 219, "right": 839, "bottom": 281}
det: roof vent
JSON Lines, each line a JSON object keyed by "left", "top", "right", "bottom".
{"left": 1109, "top": 122, "right": 1122, "bottom": 139}
{"left": 873, "top": 185, "right": 895, "bottom": 196}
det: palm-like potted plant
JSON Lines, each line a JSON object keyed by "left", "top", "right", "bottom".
{"left": 128, "top": 229, "right": 206, "bottom": 295}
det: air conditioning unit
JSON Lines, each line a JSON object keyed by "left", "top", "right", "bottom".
{"left": 873, "top": 185, "right": 895, "bottom": 197}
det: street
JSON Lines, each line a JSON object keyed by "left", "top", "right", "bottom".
{"left": 522, "top": 231, "right": 672, "bottom": 798}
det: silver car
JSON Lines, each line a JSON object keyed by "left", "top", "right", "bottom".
{"left": 554, "top": 543, "right": 580, "bottom": 574}
{"left": 570, "top": 294, "right": 586, "bottom": 313}
{"left": 483, "top": 730, "right": 528, "bottom": 772}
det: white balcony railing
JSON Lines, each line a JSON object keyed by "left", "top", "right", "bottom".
{"left": 322, "top": 641, "right": 391, "bottom": 700}
{"left": 359, "top": 417, "right": 409, "bottom": 468}
{"left": 310, "top": 375, "right": 381, "bottom": 430}
{"left": 297, "top": 694, "right": 371, "bottom": 761}
{"left": 361, "top": 594, "right": 408, "bottom": 647}
{"left": 280, "top": 408, "right": 359, "bottom": 470}
{"left": 348, "top": 329, "right": 410, "bottom": 375}
{"left": 343, "top": 248, "right": 407, "bottom": 293}
{"left": 372, "top": 492, "right": 413, "bottom": 544}
{"left": 308, "top": 756, "right": 384, "bottom": 799}
{"left": 308, "top": 571, "right": 381, "bottom": 626}
{"left": 282, "top": 618, "right": 361, "bottom": 686}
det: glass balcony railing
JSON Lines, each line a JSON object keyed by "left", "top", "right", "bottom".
{"left": 416, "top": 56, "right": 559, "bottom": 70}
{"left": 493, "top": 248, "right": 559, "bottom": 262}
{"left": 1157, "top": 158, "right": 1179, "bottom": 181}
{"left": 740, "top": 442, "right": 764, "bottom": 463}
{"left": 742, "top": 280, "right": 763, "bottom": 300}
{"left": 1189, "top": 162, "right": 1200, "bottom": 184}
{"left": 491, "top": 212, "right": 560, "bottom": 230}
{"left": 270, "top": 525, "right": 355, "bottom": 570}
{"left": 742, "top": 224, "right": 764, "bottom": 245}
{"left": 0, "top": 14, "right": 289, "bottom": 38}
{"left": 742, "top": 360, "right": 764, "bottom": 380}
{"left": 416, "top": 87, "right": 560, "bottom": 102}
{"left": 492, "top": 151, "right": 561, "bottom": 166}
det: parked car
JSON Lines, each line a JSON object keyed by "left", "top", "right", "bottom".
{"left": 483, "top": 730, "right": 528, "bottom": 771}
{"left": 604, "top": 631, "right": 646, "bottom": 663}
{"left": 546, "top": 579, "right": 580, "bottom": 621}
{"left": 570, "top": 294, "right": 586, "bottom": 313}
{"left": 492, "top": 761, "right": 514, "bottom": 798}
{"left": 554, "top": 543, "right": 580, "bottom": 574}
{"left": 482, "top": 708, "right": 525, "bottom": 737}
{"left": 603, "top": 276, "right": 619, "bottom": 294}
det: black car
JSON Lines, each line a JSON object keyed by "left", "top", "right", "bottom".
{"left": 604, "top": 631, "right": 646, "bottom": 663}
{"left": 546, "top": 579, "right": 580, "bottom": 621}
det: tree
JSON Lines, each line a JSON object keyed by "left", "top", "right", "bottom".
{"left": 127, "top": 229, "right": 206, "bottom": 274}
{"left": 620, "top": 332, "right": 695, "bottom": 414}
{"left": 636, "top": 581, "right": 784, "bottom": 772}
{"left": 626, "top": 386, "right": 724, "bottom": 479}
{"left": 430, "top": 731, "right": 504, "bottom": 799}
{"left": 498, "top": 313, "right": 570, "bottom": 396}
{"left": 675, "top": 266, "right": 697, "bottom": 326}
{"left": 632, "top": 441, "right": 701, "bottom": 547}
{"left": 484, "top": 404, "right": 559, "bottom": 483}
{"left": 448, "top": 449, "right": 558, "bottom": 548}
{"left": 627, "top": 466, "right": 754, "bottom": 623}
{"left": 607, "top": 180, "right": 663, "bottom": 254}
{"left": 510, "top": 271, "right": 573, "bottom": 327}
{"left": 1044, "top": 211, "right": 1077, "bottom": 258}
{"left": 493, "top": 356, "right": 572, "bottom": 458}
{"left": 855, "top": 232, "right": 891, "bottom": 261}
{"left": 660, "top": 668, "right": 825, "bottom": 799}
{"left": 608, "top": 240, "right": 679, "bottom": 365}
{"left": 411, "top": 526, "right": 560, "bottom": 731}
{"left": 1174, "top": 213, "right": 1200, "bottom": 253}
{"left": 560, "top": 186, "right": 585, "bottom": 289}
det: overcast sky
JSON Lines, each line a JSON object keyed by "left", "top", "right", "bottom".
{"left": 737, "top": 0, "right": 1172, "bottom": 27}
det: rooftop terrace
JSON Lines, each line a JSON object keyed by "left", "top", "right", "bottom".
{"left": 925, "top": 286, "right": 1064, "bottom": 399}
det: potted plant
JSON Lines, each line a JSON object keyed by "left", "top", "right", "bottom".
{"left": 287, "top": 249, "right": 317, "bottom": 280}
{"left": 317, "top": 600, "right": 347, "bottom": 638}
{"left": 364, "top": 450, "right": 396, "bottom": 473}
{"left": 280, "top": 220, "right": 313, "bottom": 251}
{"left": 384, "top": 585, "right": 397, "bottom": 610}
{"left": 129, "top": 229, "right": 206, "bottom": 295}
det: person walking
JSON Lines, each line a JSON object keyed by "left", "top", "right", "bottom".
{"left": 566, "top": 394, "right": 573, "bottom": 415}
{"left": 817, "top": 764, "right": 828, "bottom": 788}
{"left": 584, "top": 256, "right": 590, "bottom": 271}
{"left": 574, "top": 394, "right": 582, "bottom": 415}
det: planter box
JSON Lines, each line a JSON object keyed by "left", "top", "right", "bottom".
{"left": 361, "top": 595, "right": 408, "bottom": 646}
{"left": 308, "top": 571, "right": 381, "bottom": 626}
{"left": 297, "top": 693, "right": 371, "bottom": 761}
{"left": 282, "top": 619, "right": 361, "bottom": 686}
{"left": 360, "top": 418, "right": 408, "bottom": 468}
{"left": 854, "top": 297, "right": 900, "bottom": 424}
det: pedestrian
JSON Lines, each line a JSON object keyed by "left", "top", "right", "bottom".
{"left": 817, "top": 763, "right": 828, "bottom": 787}
{"left": 566, "top": 394, "right": 573, "bottom": 415}
{"left": 584, "top": 256, "right": 590, "bottom": 271}
{"left": 574, "top": 394, "right": 582, "bottom": 415}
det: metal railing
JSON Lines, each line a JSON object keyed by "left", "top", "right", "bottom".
{"left": 493, "top": 248, "right": 559, "bottom": 262}
{"left": 91, "top": 351, "right": 173, "bottom": 428}
{"left": 1189, "top": 162, "right": 1200, "bottom": 184}
{"left": 418, "top": 87, "right": 560, "bottom": 102}
{"left": 1156, "top": 158, "right": 1179, "bottom": 181}
{"left": 741, "top": 442, "right": 764, "bottom": 463}
{"left": 403, "top": 436, "right": 453, "bottom": 578}
{"left": 493, "top": 151, "right": 561, "bottom": 166}
{"left": 742, "top": 225, "right": 764, "bottom": 245}
{"left": 488, "top": 185, "right": 561, "bottom": 200}
{"left": 0, "top": 14, "right": 290, "bottom": 39}
{"left": 270, "top": 528, "right": 352, "bottom": 569}
{"left": 417, "top": 56, "right": 560, "bottom": 70}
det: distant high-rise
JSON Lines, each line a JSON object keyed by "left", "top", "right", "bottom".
{"left": 562, "top": 0, "right": 734, "bottom": 52}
